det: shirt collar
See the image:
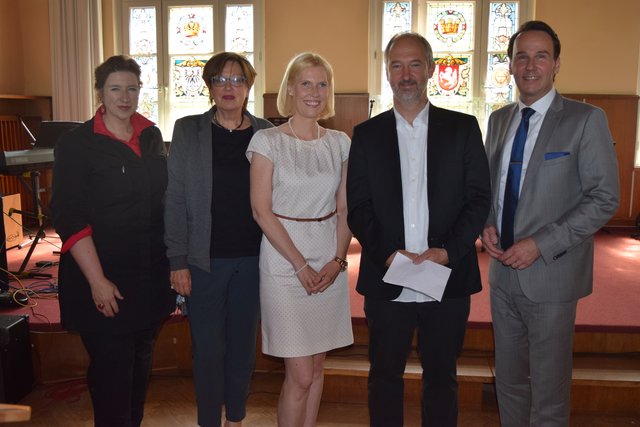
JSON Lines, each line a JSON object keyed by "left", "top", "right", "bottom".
{"left": 93, "top": 107, "right": 155, "bottom": 142}
{"left": 393, "top": 101, "right": 430, "bottom": 128}
{"left": 518, "top": 88, "right": 556, "bottom": 116}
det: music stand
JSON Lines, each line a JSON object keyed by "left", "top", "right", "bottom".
{"left": 32, "top": 121, "right": 82, "bottom": 149}
{"left": 11, "top": 121, "right": 81, "bottom": 279}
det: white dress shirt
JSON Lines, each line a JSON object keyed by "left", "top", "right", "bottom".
{"left": 393, "top": 104, "right": 434, "bottom": 303}
{"left": 497, "top": 88, "right": 556, "bottom": 235}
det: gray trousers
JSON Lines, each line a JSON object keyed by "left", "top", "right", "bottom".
{"left": 491, "top": 267, "right": 577, "bottom": 427}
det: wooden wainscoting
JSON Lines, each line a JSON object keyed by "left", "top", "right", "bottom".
{"left": 564, "top": 94, "right": 639, "bottom": 227}
{"left": 263, "top": 93, "right": 370, "bottom": 138}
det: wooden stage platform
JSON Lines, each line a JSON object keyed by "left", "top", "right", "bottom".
{"left": 1, "top": 229, "right": 639, "bottom": 415}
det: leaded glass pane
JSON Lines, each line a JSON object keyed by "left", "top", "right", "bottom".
{"left": 172, "top": 56, "right": 208, "bottom": 99}
{"left": 383, "top": 2, "right": 412, "bottom": 44}
{"left": 225, "top": 4, "right": 255, "bottom": 114}
{"left": 244, "top": 52, "right": 255, "bottom": 114}
{"left": 427, "top": 53, "right": 473, "bottom": 103}
{"left": 426, "top": 2, "right": 475, "bottom": 52}
{"left": 485, "top": 53, "right": 514, "bottom": 103}
{"left": 130, "top": 7, "right": 157, "bottom": 55}
{"left": 168, "top": 6, "right": 214, "bottom": 54}
{"left": 380, "top": 2, "right": 412, "bottom": 113}
{"left": 226, "top": 5, "right": 253, "bottom": 53}
{"left": 132, "top": 55, "right": 159, "bottom": 124}
{"left": 167, "top": 55, "right": 210, "bottom": 135}
{"left": 488, "top": 2, "right": 518, "bottom": 52}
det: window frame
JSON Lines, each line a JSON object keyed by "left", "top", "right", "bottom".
{"left": 117, "top": 0, "right": 264, "bottom": 137}
{"left": 369, "top": 0, "right": 532, "bottom": 124}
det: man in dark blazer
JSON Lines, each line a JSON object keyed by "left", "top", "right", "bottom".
{"left": 347, "top": 32, "right": 490, "bottom": 427}
{"left": 481, "top": 21, "right": 619, "bottom": 426}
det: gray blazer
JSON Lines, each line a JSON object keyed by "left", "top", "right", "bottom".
{"left": 485, "top": 93, "right": 619, "bottom": 302}
{"left": 164, "top": 107, "right": 273, "bottom": 272}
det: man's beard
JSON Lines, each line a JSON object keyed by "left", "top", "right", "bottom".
{"left": 392, "top": 79, "right": 426, "bottom": 103}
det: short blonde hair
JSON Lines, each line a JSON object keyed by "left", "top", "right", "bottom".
{"left": 276, "top": 52, "right": 335, "bottom": 119}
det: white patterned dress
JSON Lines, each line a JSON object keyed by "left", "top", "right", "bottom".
{"left": 246, "top": 127, "right": 354, "bottom": 357}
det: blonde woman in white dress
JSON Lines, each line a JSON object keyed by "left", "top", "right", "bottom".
{"left": 247, "top": 52, "right": 353, "bottom": 427}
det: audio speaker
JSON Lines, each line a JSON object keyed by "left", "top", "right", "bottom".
{"left": 0, "top": 315, "right": 34, "bottom": 403}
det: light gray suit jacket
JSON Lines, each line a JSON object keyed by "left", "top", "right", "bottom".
{"left": 164, "top": 107, "right": 273, "bottom": 272}
{"left": 485, "top": 93, "right": 619, "bottom": 302}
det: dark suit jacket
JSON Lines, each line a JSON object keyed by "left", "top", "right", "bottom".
{"left": 347, "top": 105, "right": 491, "bottom": 301}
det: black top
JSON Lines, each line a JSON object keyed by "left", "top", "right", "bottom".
{"left": 210, "top": 124, "right": 262, "bottom": 258}
{"left": 51, "top": 119, "right": 175, "bottom": 333}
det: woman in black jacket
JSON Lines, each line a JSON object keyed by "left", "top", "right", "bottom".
{"left": 51, "top": 55, "right": 174, "bottom": 427}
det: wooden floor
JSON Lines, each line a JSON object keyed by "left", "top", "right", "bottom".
{"left": 6, "top": 230, "right": 640, "bottom": 425}
{"left": 18, "top": 372, "right": 640, "bottom": 426}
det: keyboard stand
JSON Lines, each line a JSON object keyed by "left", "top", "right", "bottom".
{"left": 9, "top": 172, "right": 53, "bottom": 280}
{"left": 12, "top": 223, "right": 50, "bottom": 279}
{"left": 15, "top": 171, "right": 47, "bottom": 249}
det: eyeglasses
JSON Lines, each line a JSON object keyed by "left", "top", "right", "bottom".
{"left": 211, "top": 75, "right": 247, "bottom": 87}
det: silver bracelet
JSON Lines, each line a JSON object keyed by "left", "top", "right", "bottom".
{"left": 294, "top": 261, "right": 309, "bottom": 275}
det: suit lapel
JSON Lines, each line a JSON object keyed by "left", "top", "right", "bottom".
{"left": 427, "top": 104, "right": 445, "bottom": 190}
{"left": 491, "top": 104, "right": 518, "bottom": 197}
{"left": 378, "top": 109, "right": 404, "bottom": 207}
{"left": 520, "top": 94, "right": 563, "bottom": 197}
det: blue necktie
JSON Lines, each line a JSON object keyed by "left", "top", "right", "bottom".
{"left": 501, "top": 107, "right": 535, "bottom": 249}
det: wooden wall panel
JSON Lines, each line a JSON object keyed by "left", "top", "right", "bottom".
{"left": 564, "top": 94, "right": 639, "bottom": 226}
{"left": 263, "top": 93, "right": 370, "bottom": 138}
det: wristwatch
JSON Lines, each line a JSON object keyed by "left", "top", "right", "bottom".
{"left": 333, "top": 256, "right": 348, "bottom": 272}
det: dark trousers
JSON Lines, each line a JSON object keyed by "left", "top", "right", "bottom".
{"left": 80, "top": 325, "right": 161, "bottom": 427}
{"left": 364, "top": 296, "right": 470, "bottom": 427}
{"left": 187, "top": 257, "right": 260, "bottom": 427}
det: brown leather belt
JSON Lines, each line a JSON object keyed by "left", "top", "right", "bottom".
{"left": 273, "top": 209, "right": 337, "bottom": 222}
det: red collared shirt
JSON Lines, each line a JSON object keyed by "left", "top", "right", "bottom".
{"left": 93, "top": 107, "right": 155, "bottom": 157}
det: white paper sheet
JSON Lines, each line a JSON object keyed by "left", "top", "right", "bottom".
{"left": 382, "top": 252, "right": 451, "bottom": 301}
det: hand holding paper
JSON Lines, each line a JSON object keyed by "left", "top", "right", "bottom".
{"left": 382, "top": 252, "right": 451, "bottom": 301}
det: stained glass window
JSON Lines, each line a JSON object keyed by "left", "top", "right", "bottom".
{"left": 485, "top": 2, "right": 518, "bottom": 112}
{"left": 226, "top": 5, "right": 253, "bottom": 53}
{"left": 375, "top": 0, "right": 523, "bottom": 125}
{"left": 226, "top": 5, "right": 255, "bottom": 114}
{"left": 133, "top": 55, "right": 159, "bottom": 123}
{"left": 426, "top": 2, "right": 475, "bottom": 52}
{"left": 129, "top": 7, "right": 159, "bottom": 123}
{"left": 129, "top": 8, "right": 156, "bottom": 55}
{"left": 428, "top": 54, "right": 472, "bottom": 101}
{"left": 488, "top": 2, "right": 518, "bottom": 51}
{"left": 168, "top": 7, "right": 213, "bottom": 54}
{"left": 167, "top": 5, "right": 214, "bottom": 132}
{"left": 383, "top": 2, "right": 412, "bottom": 44}
{"left": 380, "top": 2, "right": 412, "bottom": 111}
{"left": 123, "top": 0, "right": 260, "bottom": 139}
{"left": 426, "top": 2, "right": 475, "bottom": 109}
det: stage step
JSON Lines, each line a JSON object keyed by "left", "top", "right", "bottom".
{"left": 315, "top": 345, "right": 640, "bottom": 413}
{"left": 323, "top": 346, "right": 494, "bottom": 383}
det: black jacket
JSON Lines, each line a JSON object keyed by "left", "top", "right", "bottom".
{"left": 347, "top": 105, "right": 491, "bottom": 300}
{"left": 51, "top": 118, "right": 174, "bottom": 333}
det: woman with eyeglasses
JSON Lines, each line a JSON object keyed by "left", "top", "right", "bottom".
{"left": 164, "top": 52, "right": 272, "bottom": 427}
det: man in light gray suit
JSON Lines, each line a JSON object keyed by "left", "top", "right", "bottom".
{"left": 481, "top": 21, "right": 619, "bottom": 426}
